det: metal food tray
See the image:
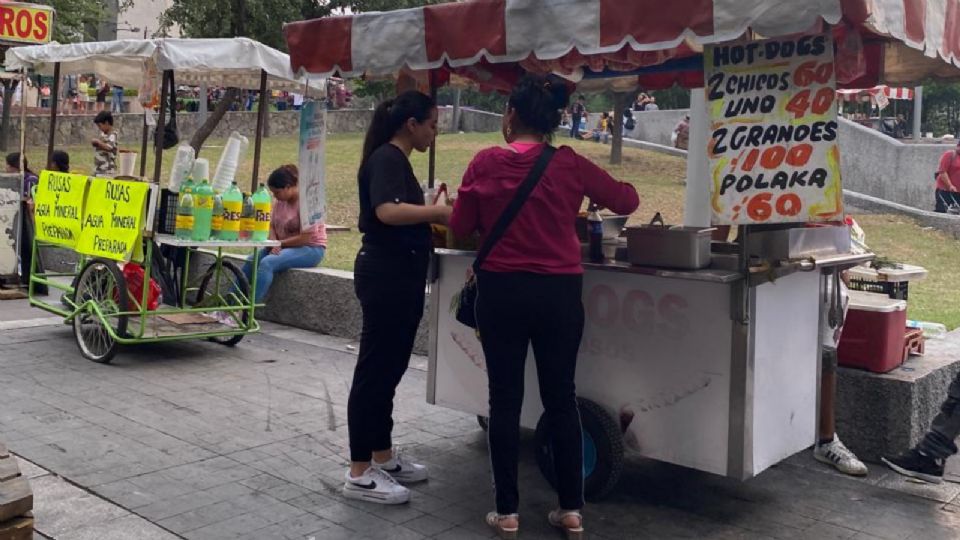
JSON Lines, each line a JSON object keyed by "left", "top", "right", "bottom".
{"left": 625, "top": 224, "right": 715, "bottom": 270}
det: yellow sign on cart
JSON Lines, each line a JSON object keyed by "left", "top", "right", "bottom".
{"left": 34, "top": 171, "right": 88, "bottom": 249}
{"left": 76, "top": 178, "right": 150, "bottom": 262}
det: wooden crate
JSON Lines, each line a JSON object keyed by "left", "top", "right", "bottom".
{"left": 0, "top": 442, "right": 33, "bottom": 540}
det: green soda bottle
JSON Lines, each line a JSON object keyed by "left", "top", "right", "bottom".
{"left": 211, "top": 194, "right": 224, "bottom": 240}
{"left": 180, "top": 177, "right": 195, "bottom": 196}
{"left": 251, "top": 184, "right": 272, "bottom": 242}
{"left": 219, "top": 182, "right": 243, "bottom": 241}
{"left": 191, "top": 179, "right": 215, "bottom": 241}
{"left": 175, "top": 191, "right": 194, "bottom": 239}
{"left": 239, "top": 193, "right": 255, "bottom": 241}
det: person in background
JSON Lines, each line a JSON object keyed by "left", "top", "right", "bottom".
{"left": 92, "top": 111, "right": 118, "bottom": 177}
{"left": 449, "top": 74, "right": 640, "bottom": 539}
{"left": 95, "top": 80, "right": 109, "bottom": 112}
{"left": 622, "top": 106, "right": 635, "bottom": 136}
{"left": 934, "top": 140, "right": 960, "bottom": 213}
{"left": 634, "top": 93, "right": 648, "bottom": 112}
{"left": 7, "top": 153, "right": 45, "bottom": 294}
{"left": 342, "top": 91, "right": 451, "bottom": 505}
{"left": 291, "top": 92, "right": 304, "bottom": 111}
{"left": 77, "top": 75, "right": 90, "bottom": 113}
{"left": 644, "top": 96, "right": 659, "bottom": 111}
{"left": 570, "top": 95, "right": 586, "bottom": 139}
{"left": 51, "top": 150, "right": 70, "bottom": 173}
{"left": 814, "top": 268, "right": 868, "bottom": 476}
{"left": 40, "top": 84, "right": 50, "bottom": 109}
{"left": 112, "top": 84, "right": 124, "bottom": 113}
{"left": 591, "top": 112, "right": 611, "bottom": 143}
{"left": 241, "top": 164, "right": 326, "bottom": 303}
{"left": 672, "top": 115, "right": 690, "bottom": 150}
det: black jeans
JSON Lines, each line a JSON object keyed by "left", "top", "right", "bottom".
{"left": 347, "top": 245, "right": 429, "bottom": 462}
{"left": 918, "top": 370, "right": 960, "bottom": 460}
{"left": 476, "top": 271, "right": 585, "bottom": 514}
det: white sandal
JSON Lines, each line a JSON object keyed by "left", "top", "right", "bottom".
{"left": 485, "top": 512, "right": 519, "bottom": 539}
{"left": 548, "top": 508, "right": 584, "bottom": 540}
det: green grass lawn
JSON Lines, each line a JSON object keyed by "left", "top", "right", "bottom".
{"left": 32, "top": 132, "right": 960, "bottom": 329}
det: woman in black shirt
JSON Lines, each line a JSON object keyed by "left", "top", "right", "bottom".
{"left": 343, "top": 91, "right": 451, "bottom": 505}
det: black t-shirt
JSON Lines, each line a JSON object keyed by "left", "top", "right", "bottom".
{"left": 358, "top": 143, "right": 431, "bottom": 250}
{"left": 572, "top": 102, "right": 585, "bottom": 120}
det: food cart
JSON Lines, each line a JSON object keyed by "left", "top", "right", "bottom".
{"left": 4, "top": 38, "right": 324, "bottom": 363}
{"left": 283, "top": 1, "right": 960, "bottom": 498}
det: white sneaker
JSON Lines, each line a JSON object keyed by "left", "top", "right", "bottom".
{"left": 373, "top": 446, "right": 428, "bottom": 484}
{"left": 815, "top": 436, "right": 868, "bottom": 476}
{"left": 342, "top": 467, "right": 410, "bottom": 505}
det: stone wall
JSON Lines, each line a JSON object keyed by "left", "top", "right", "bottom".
{"left": 12, "top": 106, "right": 501, "bottom": 150}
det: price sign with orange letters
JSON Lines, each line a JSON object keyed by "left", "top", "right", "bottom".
{"left": 704, "top": 34, "right": 844, "bottom": 225}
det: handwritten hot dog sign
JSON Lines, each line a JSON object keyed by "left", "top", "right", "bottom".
{"left": 0, "top": 3, "right": 54, "bottom": 45}
{"left": 705, "top": 34, "right": 844, "bottom": 225}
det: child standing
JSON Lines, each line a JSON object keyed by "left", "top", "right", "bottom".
{"left": 92, "top": 111, "right": 118, "bottom": 177}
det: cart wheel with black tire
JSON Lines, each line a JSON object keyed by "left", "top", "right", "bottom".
{"left": 534, "top": 397, "right": 624, "bottom": 501}
{"left": 72, "top": 259, "right": 129, "bottom": 363}
{"left": 194, "top": 261, "right": 251, "bottom": 347}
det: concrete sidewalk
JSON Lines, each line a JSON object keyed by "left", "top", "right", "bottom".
{"left": 0, "top": 299, "right": 958, "bottom": 539}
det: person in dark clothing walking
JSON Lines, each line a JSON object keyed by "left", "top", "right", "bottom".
{"left": 342, "top": 91, "right": 452, "bottom": 506}
{"left": 449, "top": 75, "right": 639, "bottom": 539}
{"left": 569, "top": 95, "right": 586, "bottom": 139}
{"left": 883, "top": 373, "right": 960, "bottom": 483}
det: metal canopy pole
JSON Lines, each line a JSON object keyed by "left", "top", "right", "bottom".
{"left": 251, "top": 69, "right": 269, "bottom": 192}
{"left": 46, "top": 62, "right": 60, "bottom": 169}
{"left": 153, "top": 70, "right": 171, "bottom": 184}
{"left": 139, "top": 112, "right": 149, "bottom": 178}
{"left": 428, "top": 80, "right": 437, "bottom": 188}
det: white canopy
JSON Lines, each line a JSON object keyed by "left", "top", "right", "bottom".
{"left": 5, "top": 37, "right": 324, "bottom": 93}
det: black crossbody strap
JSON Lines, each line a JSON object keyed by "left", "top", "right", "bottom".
{"left": 473, "top": 145, "right": 556, "bottom": 272}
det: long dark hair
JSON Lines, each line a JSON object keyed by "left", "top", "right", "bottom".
{"left": 361, "top": 91, "right": 435, "bottom": 169}
{"left": 508, "top": 74, "right": 569, "bottom": 142}
{"left": 267, "top": 164, "right": 298, "bottom": 189}
{"left": 5, "top": 152, "right": 34, "bottom": 176}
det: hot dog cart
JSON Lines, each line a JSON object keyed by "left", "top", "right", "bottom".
{"left": 283, "top": 1, "right": 959, "bottom": 498}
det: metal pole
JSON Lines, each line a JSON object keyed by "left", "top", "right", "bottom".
{"left": 199, "top": 82, "right": 208, "bottom": 123}
{"left": 46, "top": 62, "right": 60, "bottom": 168}
{"left": 139, "top": 111, "right": 148, "bottom": 177}
{"left": 153, "top": 70, "right": 170, "bottom": 184}
{"left": 683, "top": 88, "right": 710, "bottom": 227}
{"left": 251, "top": 69, "right": 269, "bottom": 192}
{"left": 428, "top": 82, "right": 437, "bottom": 188}
{"left": 913, "top": 86, "right": 923, "bottom": 140}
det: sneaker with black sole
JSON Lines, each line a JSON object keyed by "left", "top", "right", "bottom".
{"left": 374, "top": 446, "right": 428, "bottom": 484}
{"left": 882, "top": 448, "right": 945, "bottom": 484}
{"left": 342, "top": 466, "right": 410, "bottom": 505}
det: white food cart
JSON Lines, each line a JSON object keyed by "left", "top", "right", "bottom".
{"left": 284, "top": 0, "right": 960, "bottom": 498}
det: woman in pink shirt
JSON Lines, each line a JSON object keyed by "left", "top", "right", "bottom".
{"left": 449, "top": 75, "right": 639, "bottom": 539}
{"left": 243, "top": 164, "right": 327, "bottom": 302}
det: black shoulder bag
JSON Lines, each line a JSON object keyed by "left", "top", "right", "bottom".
{"left": 454, "top": 145, "right": 556, "bottom": 330}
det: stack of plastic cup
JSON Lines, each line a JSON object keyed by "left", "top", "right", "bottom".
{"left": 212, "top": 132, "right": 249, "bottom": 193}
{"left": 169, "top": 145, "right": 196, "bottom": 193}
{"left": 191, "top": 158, "right": 210, "bottom": 184}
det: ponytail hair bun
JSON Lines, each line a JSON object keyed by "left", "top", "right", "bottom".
{"left": 508, "top": 74, "right": 568, "bottom": 140}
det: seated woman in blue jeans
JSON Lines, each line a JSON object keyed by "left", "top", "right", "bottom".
{"left": 244, "top": 165, "right": 327, "bottom": 302}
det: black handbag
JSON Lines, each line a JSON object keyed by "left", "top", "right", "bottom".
{"left": 454, "top": 145, "right": 556, "bottom": 329}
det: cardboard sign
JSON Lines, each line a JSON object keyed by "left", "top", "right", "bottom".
{"left": 705, "top": 34, "right": 844, "bottom": 225}
{"left": 298, "top": 100, "right": 326, "bottom": 229}
{"left": 0, "top": 3, "right": 53, "bottom": 45}
{"left": 76, "top": 178, "right": 150, "bottom": 262}
{"left": 34, "top": 171, "right": 88, "bottom": 249}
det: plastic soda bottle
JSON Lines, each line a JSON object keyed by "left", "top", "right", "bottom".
{"left": 191, "top": 179, "right": 215, "bottom": 241}
{"left": 220, "top": 182, "right": 243, "bottom": 241}
{"left": 239, "top": 193, "right": 255, "bottom": 241}
{"left": 211, "top": 194, "right": 224, "bottom": 239}
{"left": 180, "top": 177, "right": 195, "bottom": 196}
{"left": 252, "top": 184, "right": 272, "bottom": 242}
{"left": 588, "top": 203, "right": 604, "bottom": 263}
{"left": 175, "top": 191, "right": 194, "bottom": 239}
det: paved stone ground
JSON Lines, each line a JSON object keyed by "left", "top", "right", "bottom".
{"left": 0, "top": 301, "right": 959, "bottom": 539}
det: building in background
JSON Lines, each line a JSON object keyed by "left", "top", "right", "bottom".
{"left": 97, "top": 0, "right": 178, "bottom": 41}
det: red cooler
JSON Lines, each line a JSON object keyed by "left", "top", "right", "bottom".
{"left": 838, "top": 291, "right": 908, "bottom": 373}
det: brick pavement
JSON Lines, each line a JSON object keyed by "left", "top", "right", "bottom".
{"left": 0, "top": 312, "right": 958, "bottom": 539}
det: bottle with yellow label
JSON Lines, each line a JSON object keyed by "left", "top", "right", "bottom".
{"left": 251, "top": 184, "right": 272, "bottom": 242}
{"left": 219, "top": 182, "right": 243, "bottom": 241}
{"left": 211, "top": 194, "right": 224, "bottom": 240}
{"left": 191, "top": 179, "right": 215, "bottom": 241}
{"left": 175, "top": 191, "right": 194, "bottom": 239}
{"left": 239, "top": 192, "right": 255, "bottom": 241}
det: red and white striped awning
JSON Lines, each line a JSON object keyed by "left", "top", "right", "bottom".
{"left": 836, "top": 85, "right": 915, "bottom": 101}
{"left": 283, "top": 0, "right": 960, "bottom": 86}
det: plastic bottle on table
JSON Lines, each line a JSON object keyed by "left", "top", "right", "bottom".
{"left": 219, "top": 182, "right": 243, "bottom": 241}
{"left": 211, "top": 194, "right": 224, "bottom": 240}
{"left": 175, "top": 192, "right": 194, "bottom": 239}
{"left": 191, "top": 179, "right": 215, "bottom": 241}
{"left": 180, "top": 177, "right": 195, "bottom": 197}
{"left": 907, "top": 320, "right": 948, "bottom": 340}
{"left": 588, "top": 202, "right": 604, "bottom": 263}
{"left": 251, "top": 184, "right": 272, "bottom": 242}
{"left": 239, "top": 193, "right": 255, "bottom": 241}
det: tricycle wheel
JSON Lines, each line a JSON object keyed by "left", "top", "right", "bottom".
{"left": 477, "top": 415, "right": 489, "bottom": 432}
{"left": 534, "top": 397, "right": 624, "bottom": 501}
{"left": 195, "top": 261, "right": 250, "bottom": 347}
{"left": 72, "top": 259, "right": 128, "bottom": 364}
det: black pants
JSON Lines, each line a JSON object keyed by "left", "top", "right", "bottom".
{"left": 347, "top": 245, "right": 429, "bottom": 463}
{"left": 918, "top": 370, "right": 960, "bottom": 460}
{"left": 476, "top": 271, "right": 585, "bottom": 514}
{"left": 934, "top": 189, "right": 960, "bottom": 213}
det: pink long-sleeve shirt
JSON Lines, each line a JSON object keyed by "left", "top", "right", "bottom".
{"left": 449, "top": 143, "right": 640, "bottom": 274}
